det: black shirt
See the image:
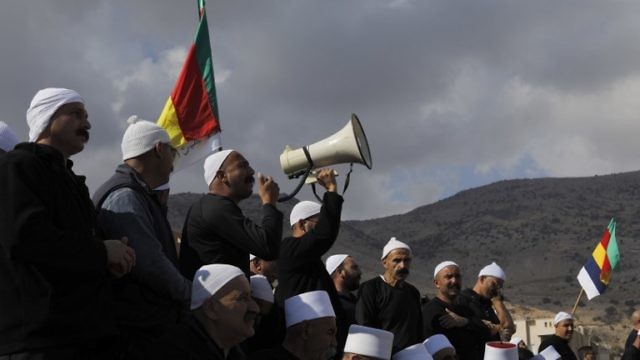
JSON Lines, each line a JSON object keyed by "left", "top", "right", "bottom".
{"left": 355, "top": 276, "right": 423, "bottom": 354}
{"left": 538, "top": 335, "right": 577, "bottom": 360}
{"left": 422, "top": 297, "right": 491, "bottom": 360}
{"left": 456, "top": 288, "right": 500, "bottom": 342}
{"left": 179, "top": 194, "right": 283, "bottom": 279}
{"left": 249, "top": 345, "right": 299, "bottom": 360}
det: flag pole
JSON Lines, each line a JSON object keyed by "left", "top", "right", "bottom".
{"left": 571, "top": 288, "right": 584, "bottom": 316}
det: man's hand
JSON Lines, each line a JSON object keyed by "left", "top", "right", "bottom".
{"left": 315, "top": 168, "right": 337, "bottom": 192}
{"left": 482, "top": 320, "right": 501, "bottom": 336}
{"left": 439, "top": 309, "right": 469, "bottom": 329}
{"left": 104, "top": 237, "right": 136, "bottom": 278}
{"left": 258, "top": 173, "right": 279, "bottom": 205}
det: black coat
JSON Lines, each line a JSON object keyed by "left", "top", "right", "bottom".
{"left": 179, "top": 194, "right": 283, "bottom": 280}
{"left": 0, "top": 143, "right": 115, "bottom": 354}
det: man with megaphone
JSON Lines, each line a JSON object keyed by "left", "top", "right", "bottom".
{"left": 273, "top": 168, "right": 350, "bottom": 358}
{"left": 178, "top": 149, "right": 284, "bottom": 280}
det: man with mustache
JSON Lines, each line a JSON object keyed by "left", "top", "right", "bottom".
{"left": 455, "top": 262, "right": 515, "bottom": 344}
{"left": 148, "top": 264, "right": 259, "bottom": 359}
{"left": 0, "top": 88, "right": 135, "bottom": 358}
{"left": 355, "top": 238, "right": 423, "bottom": 354}
{"left": 179, "top": 149, "right": 283, "bottom": 279}
{"left": 422, "top": 261, "right": 492, "bottom": 360}
{"left": 327, "top": 254, "right": 363, "bottom": 328}
{"left": 251, "top": 290, "right": 338, "bottom": 360}
{"left": 93, "top": 116, "right": 190, "bottom": 359}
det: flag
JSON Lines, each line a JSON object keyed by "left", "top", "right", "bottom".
{"left": 576, "top": 218, "right": 620, "bottom": 300}
{"left": 157, "top": 0, "right": 221, "bottom": 171}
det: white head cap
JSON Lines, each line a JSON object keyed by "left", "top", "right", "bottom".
{"left": 0, "top": 121, "right": 19, "bottom": 152}
{"left": 250, "top": 275, "right": 274, "bottom": 303}
{"left": 553, "top": 311, "right": 573, "bottom": 326}
{"left": 121, "top": 115, "right": 171, "bottom": 161}
{"left": 284, "top": 290, "right": 335, "bottom": 328}
{"left": 203, "top": 149, "right": 234, "bottom": 187}
{"left": 423, "top": 334, "right": 454, "bottom": 356}
{"left": 479, "top": 262, "right": 506, "bottom": 281}
{"left": 190, "top": 264, "right": 244, "bottom": 310}
{"left": 289, "top": 200, "right": 322, "bottom": 226}
{"left": 434, "top": 261, "right": 459, "bottom": 278}
{"left": 393, "top": 343, "right": 433, "bottom": 360}
{"left": 538, "top": 345, "right": 561, "bottom": 360}
{"left": 249, "top": 253, "right": 257, "bottom": 261}
{"left": 325, "top": 254, "right": 349, "bottom": 275}
{"left": 484, "top": 341, "right": 517, "bottom": 360}
{"left": 509, "top": 337, "right": 523, "bottom": 346}
{"left": 26, "top": 88, "right": 84, "bottom": 142}
{"left": 344, "top": 325, "right": 394, "bottom": 360}
{"left": 381, "top": 237, "right": 411, "bottom": 260}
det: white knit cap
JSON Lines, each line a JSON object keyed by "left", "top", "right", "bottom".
{"left": 381, "top": 237, "right": 411, "bottom": 260}
{"left": 538, "top": 345, "right": 561, "bottom": 360}
{"left": 325, "top": 254, "right": 349, "bottom": 275}
{"left": 344, "top": 325, "right": 394, "bottom": 360}
{"left": 190, "top": 264, "right": 244, "bottom": 310}
{"left": 479, "top": 262, "right": 506, "bottom": 281}
{"left": 26, "top": 88, "right": 84, "bottom": 142}
{"left": 0, "top": 121, "right": 19, "bottom": 152}
{"left": 434, "top": 261, "right": 459, "bottom": 278}
{"left": 121, "top": 115, "right": 170, "bottom": 161}
{"left": 393, "top": 343, "right": 433, "bottom": 360}
{"left": 284, "top": 290, "right": 335, "bottom": 328}
{"left": 250, "top": 275, "right": 274, "bottom": 303}
{"left": 484, "top": 342, "right": 517, "bottom": 360}
{"left": 203, "top": 149, "right": 233, "bottom": 186}
{"left": 509, "top": 337, "right": 523, "bottom": 346}
{"left": 552, "top": 311, "right": 573, "bottom": 326}
{"left": 423, "top": 334, "right": 454, "bottom": 355}
{"left": 289, "top": 200, "right": 322, "bottom": 226}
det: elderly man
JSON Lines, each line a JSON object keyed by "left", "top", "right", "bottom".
{"left": 148, "top": 264, "right": 258, "bottom": 359}
{"left": 93, "top": 116, "right": 191, "bottom": 358}
{"left": 539, "top": 312, "right": 577, "bottom": 360}
{"left": 422, "top": 261, "right": 491, "bottom": 360}
{"left": 392, "top": 343, "right": 432, "bottom": 360}
{"left": 456, "top": 262, "right": 515, "bottom": 342}
{"left": 623, "top": 310, "right": 640, "bottom": 360}
{"left": 251, "top": 290, "right": 338, "bottom": 359}
{"left": 356, "top": 238, "right": 423, "bottom": 354}
{"left": 327, "top": 254, "right": 362, "bottom": 327}
{"left": 342, "top": 325, "right": 394, "bottom": 360}
{"left": 179, "top": 149, "right": 283, "bottom": 279}
{"left": 0, "top": 121, "right": 18, "bottom": 153}
{"left": 0, "top": 88, "right": 135, "bottom": 358}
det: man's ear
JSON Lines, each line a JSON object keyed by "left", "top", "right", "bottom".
{"left": 202, "top": 296, "right": 219, "bottom": 321}
{"left": 154, "top": 142, "right": 164, "bottom": 158}
{"left": 300, "top": 320, "right": 312, "bottom": 340}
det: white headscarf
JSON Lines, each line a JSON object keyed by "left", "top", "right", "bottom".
{"left": 0, "top": 121, "right": 19, "bottom": 152}
{"left": 26, "top": 88, "right": 84, "bottom": 142}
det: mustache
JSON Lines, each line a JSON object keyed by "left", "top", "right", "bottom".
{"left": 396, "top": 268, "right": 409, "bottom": 276}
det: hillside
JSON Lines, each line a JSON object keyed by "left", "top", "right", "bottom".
{"left": 168, "top": 170, "right": 640, "bottom": 353}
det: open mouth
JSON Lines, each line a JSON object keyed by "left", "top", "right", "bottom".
{"left": 77, "top": 129, "right": 90, "bottom": 141}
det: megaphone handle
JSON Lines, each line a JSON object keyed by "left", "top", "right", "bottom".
{"left": 278, "top": 147, "right": 315, "bottom": 203}
{"left": 311, "top": 183, "right": 322, "bottom": 202}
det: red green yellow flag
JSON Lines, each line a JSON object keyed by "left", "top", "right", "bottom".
{"left": 157, "top": 0, "right": 222, "bottom": 170}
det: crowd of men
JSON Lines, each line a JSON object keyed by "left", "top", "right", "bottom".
{"left": 1, "top": 88, "right": 640, "bottom": 360}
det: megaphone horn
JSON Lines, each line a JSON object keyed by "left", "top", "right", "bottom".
{"left": 278, "top": 114, "right": 372, "bottom": 202}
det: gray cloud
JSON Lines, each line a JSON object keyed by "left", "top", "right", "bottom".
{"left": 3, "top": 0, "right": 640, "bottom": 220}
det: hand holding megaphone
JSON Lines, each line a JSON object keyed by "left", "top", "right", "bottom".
{"left": 314, "top": 168, "right": 337, "bottom": 192}
{"left": 258, "top": 173, "right": 280, "bottom": 205}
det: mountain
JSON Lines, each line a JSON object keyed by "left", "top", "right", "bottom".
{"left": 167, "top": 170, "right": 640, "bottom": 352}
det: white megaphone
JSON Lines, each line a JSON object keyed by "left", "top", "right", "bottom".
{"left": 278, "top": 114, "right": 372, "bottom": 202}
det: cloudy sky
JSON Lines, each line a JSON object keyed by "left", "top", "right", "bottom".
{"left": 3, "top": 0, "right": 640, "bottom": 220}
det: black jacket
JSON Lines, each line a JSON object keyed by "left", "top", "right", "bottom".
{"left": 179, "top": 194, "right": 283, "bottom": 280}
{"left": 0, "top": 143, "right": 115, "bottom": 354}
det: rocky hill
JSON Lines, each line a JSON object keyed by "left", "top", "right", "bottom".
{"left": 168, "top": 170, "right": 640, "bottom": 353}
